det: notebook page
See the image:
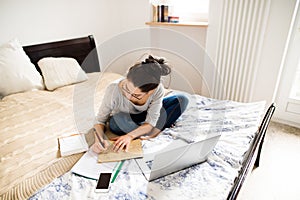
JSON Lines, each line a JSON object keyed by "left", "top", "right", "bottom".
{"left": 71, "top": 149, "right": 118, "bottom": 180}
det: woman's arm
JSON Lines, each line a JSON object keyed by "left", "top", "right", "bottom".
{"left": 112, "top": 123, "right": 153, "bottom": 152}
{"left": 144, "top": 84, "right": 164, "bottom": 127}
{"left": 92, "top": 83, "right": 117, "bottom": 153}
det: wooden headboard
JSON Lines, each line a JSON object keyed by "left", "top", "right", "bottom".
{"left": 23, "top": 35, "right": 100, "bottom": 73}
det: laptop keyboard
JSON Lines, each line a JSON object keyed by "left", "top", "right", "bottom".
{"left": 146, "top": 160, "right": 153, "bottom": 169}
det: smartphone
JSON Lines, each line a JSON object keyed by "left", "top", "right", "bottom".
{"left": 95, "top": 172, "right": 112, "bottom": 193}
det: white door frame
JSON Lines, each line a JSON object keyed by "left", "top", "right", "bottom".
{"left": 274, "top": 0, "right": 300, "bottom": 128}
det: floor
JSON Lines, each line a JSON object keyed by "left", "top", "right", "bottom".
{"left": 238, "top": 122, "right": 300, "bottom": 200}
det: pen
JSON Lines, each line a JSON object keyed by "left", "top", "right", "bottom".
{"left": 111, "top": 160, "right": 124, "bottom": 183}
{"left": 93, "top": 128, "right": 105, "bottom": 147}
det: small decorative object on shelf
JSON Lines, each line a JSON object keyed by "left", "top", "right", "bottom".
{"left": 168, "top": 16, "right": 179, "bottom": 23}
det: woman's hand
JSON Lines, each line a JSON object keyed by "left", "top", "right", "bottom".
{"left": 91, "top": 140, "right": 110, "bottom": 154}
{"left": 92, "top": 124, "right": 109, "bottom": 154}
{"left": 111, "top": 134, "right": 134, "bottom": 152}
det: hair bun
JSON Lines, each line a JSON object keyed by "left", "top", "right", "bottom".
{"left": 142, "top": 55, "right": 160, "bottom": 64}
{"left": 142, "top": 55, "right": 171, "bottom": 76}
{"left": 142, "top": 55, "right": 165, "bottom": 65}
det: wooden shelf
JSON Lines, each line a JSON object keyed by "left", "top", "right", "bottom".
{"left": 145, "top": 21, "right": 208, "bottom": 27}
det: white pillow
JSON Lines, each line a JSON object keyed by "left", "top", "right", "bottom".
{"left": 0, "top": 39, "right": 44, "bottom": 98}
{"left": 37, "top": 57, "right": 88, "bottom": 90}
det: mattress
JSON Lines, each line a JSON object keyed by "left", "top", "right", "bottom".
{"left": 29, "top": 91, "right": 266, "bottom": 200}
{"left": 0, "top": 72, "right": 123, "bottom": 199}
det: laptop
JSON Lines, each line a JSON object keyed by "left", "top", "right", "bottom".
{"left": 135, "top": 133, "right": 221, "bottom": 181}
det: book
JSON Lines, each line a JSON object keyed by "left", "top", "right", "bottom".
{"left": 152, "top": 5, "right": 158, "bottom": 22}
{"left": 71, "top": 149, "right": 118, "bottom": 180}
{"left": 98, "top": 139, "right": 143, "bottom": 163}
{"left": 58, "top": 133, "right": 89, "bottom": 156}
{"left": 157, "top": 5, "right": 168, "bottom": 22}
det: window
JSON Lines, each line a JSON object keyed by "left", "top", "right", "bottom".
{"left": 150, "top": 0, "right": 209, "bottom": 23}
{"left": 290, "top": 59, "right": 300, "bottom": 100}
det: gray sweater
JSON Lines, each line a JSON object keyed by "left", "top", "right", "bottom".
{"left": 95, "top": 78, "right": 164, "bottom": 127}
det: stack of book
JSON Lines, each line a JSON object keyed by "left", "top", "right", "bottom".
{"left": 152, "top": 5, "right": 179, "bottom": 23}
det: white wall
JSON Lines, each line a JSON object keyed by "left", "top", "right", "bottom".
{"left": 0, "top": 0, "right": 149, "bottom": 45}
{"left": 0, "top": 0, "right": 208, "bottom": 94}
{"left": 100, "top": 26, "right": 208, "bottom": 94}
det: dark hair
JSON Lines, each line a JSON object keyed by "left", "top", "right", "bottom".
{"left": 127, "top": 55, "right": 171, "bottom": 92}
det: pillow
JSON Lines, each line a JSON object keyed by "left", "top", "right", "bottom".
{"left": 37, "top": 57, "right": 88, "bottom": 90}
{"left": 0, "top": 39, "right": 44, "bottom": 98}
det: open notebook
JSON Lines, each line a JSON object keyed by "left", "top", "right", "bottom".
{"left": 58, "top": 134, "right": 89, "bottom": 156}
{"left": 98, "top": 139, "right": 143, "bottom": 163}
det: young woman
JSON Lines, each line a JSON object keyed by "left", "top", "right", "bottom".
{"left": 92, "top": 55, "right": 189, "bottom": 153}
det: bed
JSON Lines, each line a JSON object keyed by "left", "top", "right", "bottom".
{"left": 0, "top": 35, "right": 275, "bottom": 200}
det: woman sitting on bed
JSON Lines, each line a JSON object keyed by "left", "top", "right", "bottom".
{"left": 92, "top": 55, "right": 189, "bottom": 153}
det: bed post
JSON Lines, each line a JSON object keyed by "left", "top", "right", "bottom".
{"left": 85, "top": 35, "right": 101, "bottom": 72}
{"left": 254, "top": 103, "right": 276, "bottom": 167}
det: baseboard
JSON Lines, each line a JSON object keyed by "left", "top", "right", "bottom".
{"left": 271, "top": 118, "right": 300, "bottom": 129}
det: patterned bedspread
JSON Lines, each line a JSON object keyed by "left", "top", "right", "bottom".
{"left": 29, "top": 93, "right": 265, "bottom": 200}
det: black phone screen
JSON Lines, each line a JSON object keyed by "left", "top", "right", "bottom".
{"left": 96, "top": 173, "right": 112, "bottom": 189}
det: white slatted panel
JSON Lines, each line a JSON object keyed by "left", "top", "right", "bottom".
{"left": 213, "top": 0, "right": 271, "bottom": 102}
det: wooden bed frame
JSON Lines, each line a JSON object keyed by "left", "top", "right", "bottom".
{"left": 22, "top": 35, "right": 276, "bottom": 200}
{"left": 23, "top": 35, "right": 100, "bottom": 73}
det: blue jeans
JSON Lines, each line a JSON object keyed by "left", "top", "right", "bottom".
{"left": 109, "top": 94, "right": 189, "bottom": 135}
